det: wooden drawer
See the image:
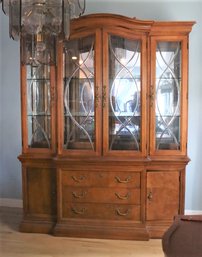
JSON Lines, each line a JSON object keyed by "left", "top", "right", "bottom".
{"left": 62, "top": 170, "right": 140, "bottom": 188}
{"left": 62, "top": 186, "right": 140, "bottom": 204}
{"left": 62, "top": 203, "right": 141, "bottom": 221}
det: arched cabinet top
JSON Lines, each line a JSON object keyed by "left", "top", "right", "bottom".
{"left": 70, "top": 13, "right": 195, "bottom": 36}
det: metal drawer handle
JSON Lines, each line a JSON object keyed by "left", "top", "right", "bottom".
{"left": 115, "top": 176, "right": 131, "bottom": 184}
{"left": 147, "top": 191, "right": 153, "bottom": 201}
{"left": 116, "top": 208, "right": 129, "bottom": 216}
{"left": 72, "top": 191, "right": 87, "bottom": 199}
{"left": 71, "top": 175, "right": 86, "bottom": 183}
{"left": 95, "top": 86, "right": 100, "bottom": 108}
{"left": 149, "top": 84, "right": 155, "bottom": 107}
{"left": 102, "top": 85, "right": 107, "bottom": 108}
{"left": 115, "top": 192, "right": 130, "bottom": 200}
{"left": 71, "top": 207, "right": 86, "bottom": 215}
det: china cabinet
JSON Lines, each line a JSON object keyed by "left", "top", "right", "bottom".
{"left": 18, "top": 14, "right": 195, "bottom": 240}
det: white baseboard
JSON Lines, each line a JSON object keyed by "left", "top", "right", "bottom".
{"left": 185, "top": 210, "right": 202, "bottom": 215}
{"left": 0, "top": 198, "right": 23, "bottom": 208}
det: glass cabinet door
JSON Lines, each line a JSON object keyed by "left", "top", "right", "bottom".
{"left": 103, "top": 32, "right": 147, "bottom": 156}
{"left": 21, "top": 35, "right": 56, "bottom": 152}
{"left": 27, "top": 65, "right": 52, "bottom": 148}
{"left": 61, "top": 32, "right": 102, "bottom": 155}
{"left": 150, "top": 37, "right": 188, "bottom": 155}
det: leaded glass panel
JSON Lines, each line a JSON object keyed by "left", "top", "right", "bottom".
{"left": 108, "top": 35, "right": 141, "bottom": 151}
{"left": 155, "top": 42, "right": 181, "bottom": 150}
{"left": 63, "top": 35, "right": 95, "bottom": 150}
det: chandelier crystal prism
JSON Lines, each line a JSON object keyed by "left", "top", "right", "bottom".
{"left": 1, "top": 0, "right": 86, "bottom": 64}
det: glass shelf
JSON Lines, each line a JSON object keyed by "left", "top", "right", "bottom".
{"left": 64, "top": 112, "right": 94, "bottom": 117}
{"left": 27, "top": 114, "right": 51, "bottom": 117}
{"left": 109, "top": 112, "right": 140, "bottom": 117}
{"left": 155, "top": 115, "right": 180, "bottom": 118}
{"left": 156, "top": 78, "right": 181, "bottom": 82}
{"left": 27, "top": 78, "right": 50, "bottom": 81}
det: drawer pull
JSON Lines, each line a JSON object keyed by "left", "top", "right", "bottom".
{"left": 147, "top": 191, "right": 153, "bottom": 201}
{"left": 115, "top": 192, "right": 130, "bottom": 200}
{"left": 71, "top": 175, "right": 86, "bottom": 183}
{"left": 71, "top": 207, "right": 86, "bottom": 215}
{"left": 116, "top": 208, "right": 129, "bottom": 216}
{"left": 72, "top": 191, "right": 86, "bottom": 199}
{"left": 115, "top": 176, "right": 131, "bottom": 184}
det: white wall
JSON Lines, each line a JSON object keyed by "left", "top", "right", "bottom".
{"left": 0, "top": 11, "right": 2, "bottom": 199}
{"left": 0, "top": 1, "right": 201, "bottom": 211}
{"left": 0, "top": 11, "right": 21, "bottom": 199}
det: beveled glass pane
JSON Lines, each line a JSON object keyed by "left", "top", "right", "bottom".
{"left": 21, "top": 34, "right": 56, "bottom": 65}
{"left": 27, "top": 64, "right": 51, "bottom": 148}
{"left": 45, "top": 1, "right": 63, "bottom": 35}
{"left": 64, "top": 35, "right": 95, "bottom": 150}
{"left": 28, "top": 115, "right": 51, "bottom": 148}
{"left": 21, "top": 0, "right": 62, "bottom": 35}
{"left": 2, "top": 0, "right": 9, "bottom": 15}
{"left": 155, "top": 42, "right": 181, "bottom": 150}
{"left": 9, "top": 0, "right": 21, "bottom": 40}
{"left": 63, "top": 0, "right": 70, "bottom": 40}
{"left": 109, "top": 35, "right": 141, "bottom": 151}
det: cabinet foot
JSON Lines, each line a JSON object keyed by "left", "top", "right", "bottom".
{"left": 20, "top": 219, "right": 56, "bottom": 234}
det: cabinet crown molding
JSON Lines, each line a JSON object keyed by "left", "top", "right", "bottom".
{"left": 70, "top": 13, "right": 195, "bottom": 35}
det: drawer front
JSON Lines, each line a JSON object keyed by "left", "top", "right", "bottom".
{"left": 62, "top": 170, "right": 140, "bottom": 188}
{"left": 62, "top": 186, "right": 140, "bottom": 204}
{"left": 62, "top": 203, "right": 141, "bottom": 221}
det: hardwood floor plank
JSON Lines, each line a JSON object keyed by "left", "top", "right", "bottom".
{"left": 0, "top": 207, "right": 164, "bottom": 257}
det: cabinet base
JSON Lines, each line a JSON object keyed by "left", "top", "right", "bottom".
{"left": 20, "top": 219, "right": 172, "bottom": 240}
{"left": 20, "top": 219, "right": 55, "bottom": 234}
{"left": 53, "top": 221, "right": 149, "bottom": 241}
{"left": 146, "top": 221, "right": 173, "bottom": 238}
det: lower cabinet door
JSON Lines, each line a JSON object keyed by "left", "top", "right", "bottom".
{"left": 146, "top": 171, "right": 180, "bottom": 221}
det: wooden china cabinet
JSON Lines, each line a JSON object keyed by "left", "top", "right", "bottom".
{"left": 18, "top": 14, "right": 195, "bottom": 240}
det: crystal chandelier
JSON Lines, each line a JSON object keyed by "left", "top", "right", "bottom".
{"left": 1, "top": 0, "right": 86, "bottom": 64}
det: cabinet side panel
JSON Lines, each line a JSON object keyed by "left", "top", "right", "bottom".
{"left": 26, "top": 167, "right": 56, "bottom": 216}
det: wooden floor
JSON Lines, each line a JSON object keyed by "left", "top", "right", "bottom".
{"left": 0, "top": 207, "right": 164, "bottom": 257}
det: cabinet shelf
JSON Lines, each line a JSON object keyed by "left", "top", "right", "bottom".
{"left": 27, "top": 79, "right": 50, "bottom": 85}
{"left": 155, "top": 115, "right": 180, "bottom": 118}
{"left": 27, "top": 114, "right": 51, "bottom": 117}
{"left": 110, "top": 113, "right": 140, "bottom": 117}
{"left": 156, "top": 77, "right": 181, "bottom": 80}
{"left": 64, "top": 113, "right": 94, "bottom": 117}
